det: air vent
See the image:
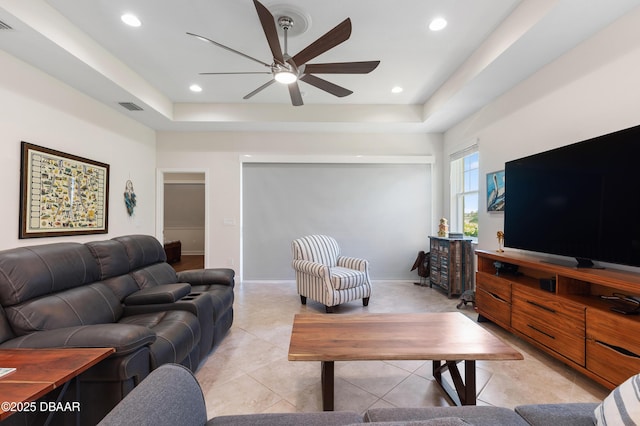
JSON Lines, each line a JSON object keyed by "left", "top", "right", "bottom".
{"left": 0, "top": 20, "right": 13, "bottom": 30}
{"left": 118, "top": 102, "right": 143, "bottom": 111}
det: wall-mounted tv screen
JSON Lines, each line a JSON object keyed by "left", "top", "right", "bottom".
{"left": 504, "top": 124, "right": 640, "bottom": 268}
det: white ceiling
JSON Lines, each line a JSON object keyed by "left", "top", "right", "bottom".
{"left": 0, "top": 0, "right": 639, "bottom": 133}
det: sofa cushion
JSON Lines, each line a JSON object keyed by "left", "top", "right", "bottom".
{"left": 101, "top": 274, "right": 141, "bottom": 302}
{"left": 515, "top": 403, "right": 598, "bottom": 426}
{"left": 1, "top": 323, "right": 156, "bottom": 355}
{"left": 208, "top": 411, "right": 363, "bottom": 426}
{"left": 594, "top": 373, "right": 640, "bottom": 425}
{"left": 0, "top": 243, "right": 100, "bottom": 306}
{"left": 5, "top": 283, "right": 123, "bottom": 335}
{"left": 364, "top": 407, "right": 529, "bottom": 426}
{"left": 0, "top": 305, "right": 15, "bottom": 344}
{"left": 119, "top": 310, "right": 200, "bottom": 369}
{"left": 86, "top": 239, "right": 131, "bottom": 278}
{"left": 114, "top": 235, "right": 167, "bottom": 270}
{"left": 131, "top": 263, "right": 179, "bottom": 289}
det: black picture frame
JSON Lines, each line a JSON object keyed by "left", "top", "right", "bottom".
{"left": 19, "top": 141, "right": 109, "bottom": 238}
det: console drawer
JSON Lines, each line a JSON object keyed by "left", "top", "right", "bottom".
{"left": 512, "top": 286, "right": 585, "bottom": 364}
{"left": 513, "top": 286, "right": 585, "bottom": 335}
{"left": 512, "top": 308, "right": 585, "bottom": 365}
{"left": 586, "top": 308, "right": 640, "bottom": 386}
{"left": 476, "top": 272, "right": 511, "bottom": 303}
{"left": 476, "top": 272, "right": 511, "bottom": 328}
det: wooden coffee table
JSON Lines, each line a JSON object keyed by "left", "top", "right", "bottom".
{"left": 288, "top": 312, "right": 523, "bottom": 410}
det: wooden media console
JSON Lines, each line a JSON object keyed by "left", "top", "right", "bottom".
{"left": 476, "top": 249, "right": 640, "bottom": 389}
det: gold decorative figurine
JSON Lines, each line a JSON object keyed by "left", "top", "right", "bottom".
{"left": 497, "top": 231, "right": 505, "bottom": 252}
{"left": 438, "top": 218, "right": 449, "bottom": 237}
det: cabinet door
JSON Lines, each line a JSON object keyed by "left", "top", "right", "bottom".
{"left": 586, "top": 308, "right": 640, "bottom": 386}
{"left": 476, "top": 272, "right": 511, "bottom": 328}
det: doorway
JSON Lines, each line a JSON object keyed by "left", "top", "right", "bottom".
{"left": 156, "top": 169, "right": 209, "bottom": 268}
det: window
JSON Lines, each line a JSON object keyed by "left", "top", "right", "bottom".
{"left": 450, "top": 148, "right": 479, "bottom": 238}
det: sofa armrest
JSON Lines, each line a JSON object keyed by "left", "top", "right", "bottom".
{"left": 98, "top": 364, "right": 207, "bottom": 426}
{"left": 292, "top": 259, "right": 329, "bottom": 277}
{"left": 124, "top": 284, "right": 192, "bottom": 305}
{"left": 0, "top": 324, "right": 156, "bottom": 355}
{"left": 177, "top": 268, "right": 235, "bottom": 287}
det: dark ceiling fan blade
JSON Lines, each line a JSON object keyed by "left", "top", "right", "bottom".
{"left": 292, "top": 18, "right": 352, "bottom": 66}
{"left": 187, "top": 32, "right": 272, "bottom": 68}
{"left": 200, "top": 72, "right": 271, "bottom": 75}
{"left": 304, "top": 61, "right": 380, "bottom": 74}
{"left": 288, "top": 82, "right": 303, "bottom": 106}
{"left": 243, "top": 79, "right": 276, "bottom": 99}
{"left": 300, "top": 74, "right": 353, "bottom": 98}
{"left": 253, "top": 0, "right": 284, "bottom": 65}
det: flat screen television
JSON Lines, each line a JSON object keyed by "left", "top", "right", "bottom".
{"left": 504, "top": 124, "right": 640, "bottom": 268}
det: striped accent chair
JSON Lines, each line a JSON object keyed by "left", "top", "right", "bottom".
{"left": 292, "top": 235, "right": 371, "bottom": 313}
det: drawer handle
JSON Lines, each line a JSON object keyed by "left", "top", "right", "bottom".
{"left": 527, "top": 300, "right": 556, "bottom": 313}
{"left": 489, "top": 291, "right": 506, "bottom": 303}
{"left": 596, "top": 340, "right": 640, "bottom": 359}
{"left": 528, "top": 324, "right": 555, "bottom": 339}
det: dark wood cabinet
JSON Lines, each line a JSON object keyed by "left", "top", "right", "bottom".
{"left": 429, "top": 237, "right": 473, "bottom": 298}
{"left": 164, "top": 240, "right": 182, "bottom": 264}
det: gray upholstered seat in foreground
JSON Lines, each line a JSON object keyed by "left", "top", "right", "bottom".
{"left": 514, "top": 403, "right": 598, "bottom": 426}
{"left": 292, "top": 235, "right": 371, "bottom": 313}
{"left": 98, "top": 363, "right": 608, "bottom": 425}
{"left": 98, "top": 363, "right": 363, "bottom": 426}
{"left": 364, "top": 407, "right": 529, "bottom": 426}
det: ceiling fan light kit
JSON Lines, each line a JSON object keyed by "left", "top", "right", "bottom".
{"left": 187, "top": 0, "right": 380, "bottom": 106}
{"left": 274, "top": 70, "right": 297, "bottom": 84}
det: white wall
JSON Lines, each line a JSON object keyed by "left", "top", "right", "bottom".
{"left": 0, "top": 50, "right": 157, "bottom": 249}
{"left": 443, "top": 7, "right": 640, "bottom": 272}
{"left": 156, "top": 132, "right": 443, "bottom": 278}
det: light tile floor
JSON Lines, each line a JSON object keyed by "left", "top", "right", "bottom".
{"left": 196, "top": 281, "right": 609, "bottom": 419}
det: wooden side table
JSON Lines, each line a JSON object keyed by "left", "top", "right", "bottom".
{"left": 0, "top": 348, "right": 114, "bottom": 423}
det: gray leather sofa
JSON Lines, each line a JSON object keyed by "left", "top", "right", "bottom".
{"left": 0, "top": 235, "right": 234, "bottom": 425}
{"left": 99, "top": 363, "right": 601, "bottom": 426}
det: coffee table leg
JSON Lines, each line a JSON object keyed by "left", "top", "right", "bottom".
{"left": 432, "top": 360, "right": 477, "bottom": 406}
{"left": 464, "top": 360, "right": 476, "bottom": 405}
{"left": 321, "top": 361, "right": 334, "bottom": 411}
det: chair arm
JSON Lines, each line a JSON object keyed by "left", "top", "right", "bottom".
{"left": 292, "top": 259, "right": 330, "bottom": 277}
{"left": 0, "top": 324, "right": 156, "bottom": 355}
{"left": 177, "top": 268, "right": 235, "bottom": 287}
{"left": 337, "top": 256, "right": 369, "bottom": 272}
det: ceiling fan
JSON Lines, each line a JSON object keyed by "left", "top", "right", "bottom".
{"left": 187, "top": 0, "right": 380, "bottom": 106}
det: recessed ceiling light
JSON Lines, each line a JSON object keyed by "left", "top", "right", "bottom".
{"left": 189, "top": 84, "right": 203, "bottom": 93}
{"left": 429, "top": 17, "right": 447, "bottom": 31}
{"left": 391, "top": 86, "right": 403, "bottom": 94}
{"left": 121, "top": 13, "right": 141, "bottom": 27}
